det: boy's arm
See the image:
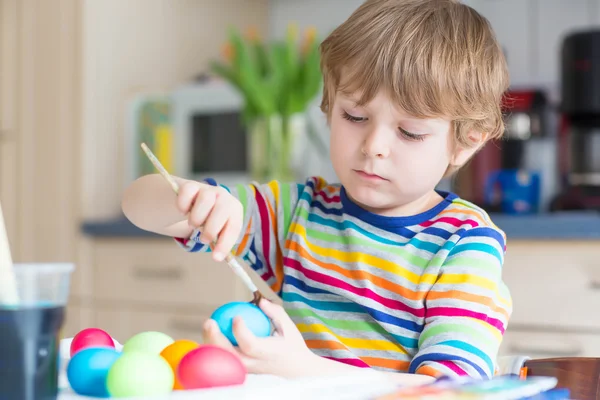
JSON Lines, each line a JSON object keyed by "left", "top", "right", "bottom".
{"left": 176, "top": 179, "right": 308, "bottom": 293}
{"left": 409, "top": 227, "right": 512, "bottom": 379}
{"left": 121, "top": 174, "right": 197, "bottom": 238}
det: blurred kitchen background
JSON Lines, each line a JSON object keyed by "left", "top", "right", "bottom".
{"left": 2, "top": 0, "right": 600, "bottom": 360}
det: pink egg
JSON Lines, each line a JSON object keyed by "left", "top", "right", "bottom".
{"left": 177, "top": 345, "right": 246, "bottom": 389}
{"left": 70, "top": 328, "right": 115, "bottom": 357}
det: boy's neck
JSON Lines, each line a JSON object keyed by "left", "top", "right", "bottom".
{"left": 348, "top": 190, "right": 445, "bottom": 218}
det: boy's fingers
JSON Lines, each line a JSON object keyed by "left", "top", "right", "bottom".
{"left": 176, "top": 182, "right": 201, "bottom": 215}
{"left": 258, "top": 299, "right": 293, "bottom": 335}
{"left": 212, "top": 217, "right": 241, "bottom": 261}
{"left": 200, "top": 197, "right": 230, "bottom": 248}
{"left": 188, "top": 190, "right": 217, "bottom": 231}
{"left": 232, "top": 317, "right": 265, "bottom": 359}
{"left": 202, "top": 319, "right": 235, "bottom": 351}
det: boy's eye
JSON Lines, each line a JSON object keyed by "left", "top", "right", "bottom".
{"left": 342, "top": 111, "right": 365, "bottom": 123}
{"left": 399, "top": 128, "right": 426, "bottom": 142}
{"left": 342, "top": 110, "right": 426, "bottom": 142}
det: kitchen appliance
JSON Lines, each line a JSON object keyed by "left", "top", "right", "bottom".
{"left": 484, "top": 169, "right": 541, "bottom": 214}
{"left": 123, "top": 79, "right": 248, "bottom": 189}
{"left": 464, "top": 89, "right": 551, "bottom": 214}
{"left": 551, "top": 29, "right": 600, "bottom": 211}
{"left": 170, "top": 78, "right": 249, "bottom": 186}
{"left": 124, "top": 93, "right": 173, "bottom": 189}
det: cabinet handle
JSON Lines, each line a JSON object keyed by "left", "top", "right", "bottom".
{"left": 169, "top": 319, "right": 204, "bottom": 333}
{"left": 132, "top": 265, "right": 183, "bottom": 280}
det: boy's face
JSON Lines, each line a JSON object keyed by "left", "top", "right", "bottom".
{"left": 329, "top": 90, "right": 474, "bottom": 216}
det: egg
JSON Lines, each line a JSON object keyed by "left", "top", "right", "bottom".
{"left": 159, "top": 339, "right": 199, "bottom": 390}
{"left": 70, "top": 328, "right": 115, "bottom": 357}
{"left": 106, "top": 351, "right": 174, "bottom": 398}
{"left": 177, "top": 345, "right": 246, "bottom": 389}
{"left": 122, "top": 331, "right": 174, "bottom": 355}
{"left": 66, "top": 347, "right": 121, "bottom": 398}
{"left": 210, "top": 302, "right": 272, "bottom": 346}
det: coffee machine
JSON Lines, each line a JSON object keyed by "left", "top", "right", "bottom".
{"left": 454, "top": 89, "right": 551, "bottom": 214}
{"left": 551, "top": 29, "right": 600, "bottom": 211}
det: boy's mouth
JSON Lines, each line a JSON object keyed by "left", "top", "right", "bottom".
{"left": 354, "top": 169, "right": 387, "bottom": 181}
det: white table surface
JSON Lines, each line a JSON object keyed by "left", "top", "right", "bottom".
{"left": 59, "top": 374, "right": 398, "bottom": 400}
{"left": 58, "top": 338, "right": 399, "bottom": 400}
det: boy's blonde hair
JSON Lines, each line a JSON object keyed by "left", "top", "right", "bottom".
{"left": 319, "top": 0, "right": 509, "bottom": 150}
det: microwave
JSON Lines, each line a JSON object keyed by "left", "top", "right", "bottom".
{"left": 170, "top": 79, "right": 251, "bottom": 186}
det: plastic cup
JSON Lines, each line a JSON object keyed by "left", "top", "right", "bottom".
{"left": 0, "top": 263, "right": 74, "bottom": 400}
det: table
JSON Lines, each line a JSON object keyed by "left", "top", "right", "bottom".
{"left": 58, "top": 372, "right": 398, "bottom": 400}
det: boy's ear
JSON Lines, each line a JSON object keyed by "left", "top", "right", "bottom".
{"left": 450, "top": 130, "right": 486, "bottom": 167}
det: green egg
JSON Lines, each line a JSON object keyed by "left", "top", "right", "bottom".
{"left": 106, "top": 351, "right": 174, "bottom": 397}
{"left": 122, "top": 331, "right": 174, "bottom": 354}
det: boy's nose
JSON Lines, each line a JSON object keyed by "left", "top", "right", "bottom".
{"left": 362, "top": 129, "right": 391, "bottom": 159}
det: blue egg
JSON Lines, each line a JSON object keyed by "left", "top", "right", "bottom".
{"left": 211, "top": 302, "right": 272, "bottom": 346}
{"left": 67, "top": 347, "right": 121, "bottom": 397}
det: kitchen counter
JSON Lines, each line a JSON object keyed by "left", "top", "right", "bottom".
{"left": 81, "top": 211, "right": 600, "bottom": 240}
{"left": 81, "top": 217, "right": 161, "bottom": 238}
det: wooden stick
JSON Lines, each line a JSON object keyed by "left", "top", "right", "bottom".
{"left": 0, "top": 201, "right": 19, "bottom": 305}
{"left": 140, "top": 143, "right": 264, "bottom": 304}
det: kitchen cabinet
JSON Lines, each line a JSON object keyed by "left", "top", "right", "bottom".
{"left": 0, "top": 0, "right": 18, "bottom": 252}
{"left": 0, "top": 0, "right": 16, "bottom": 133}
{"left": 0, "top": 0, "right": 80, "bottom": 263}
{"left": 500, "top": 240, "right": 600, "bottom": 359}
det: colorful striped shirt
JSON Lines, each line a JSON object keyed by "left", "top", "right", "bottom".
{"left": 175, "top": 177, "right": 512, "bottom": 379}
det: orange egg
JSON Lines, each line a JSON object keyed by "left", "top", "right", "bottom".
{"left": 159, "top": 339, "right": 199, "bottom": 390}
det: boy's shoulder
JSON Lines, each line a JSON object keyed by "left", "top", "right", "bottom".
{"left": 442, "top": 193, "right": 507, "bottom": 246}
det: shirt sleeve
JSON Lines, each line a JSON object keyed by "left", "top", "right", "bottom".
{"left": 408, "top": 226, "right": 512, "bottom": 379}
{"left": 174, "top": 178, "right": 306, "bottom": 293}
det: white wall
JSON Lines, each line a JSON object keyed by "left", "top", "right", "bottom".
{"left": 269, "top": 0, "right": 364, "bottom": 39}
{"left": 82, "top": 0, "right": 269, "bottom": 219}
{"left": 269, "top": 0, "right": 600, "bottom": 89}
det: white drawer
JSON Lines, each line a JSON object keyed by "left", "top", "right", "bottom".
{"left": 500, "top": 329, "right": 600, "bottom": 359}
{"left": 94, "top": 306, "right": 211, "bottom": 345}
{"left": 62, "top": 302, "right": 94, "bottom": 339}
{"left": 92, "top": 239, "right": 251, "bottom": 308}
{"left": 503, "top": 241, "right": 600, "bottom": 329}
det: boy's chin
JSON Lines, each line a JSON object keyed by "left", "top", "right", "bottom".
{"left": 345, "top": 185, "right": 396, "bottom": 212}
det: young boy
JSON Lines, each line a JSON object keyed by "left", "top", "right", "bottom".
{"left": 122, "top": 0, "right": 511, "bottom": 384}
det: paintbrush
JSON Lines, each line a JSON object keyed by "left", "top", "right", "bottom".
{"left": 0, "top": 201, "right": 19, "bottom": 305}
{"left": 140, "top": 143, "right": 264, "bottom": 305}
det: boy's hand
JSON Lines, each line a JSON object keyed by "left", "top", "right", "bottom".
{"left": 202, "top": 299, "right": 318, "bottom": 378}
{"left": 176, "top": 180, "right": 243, "bottom": 261}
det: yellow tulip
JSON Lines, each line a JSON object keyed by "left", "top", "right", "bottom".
{"left": 287, "top": 23, "right": 298, "bottom": 41}
{"left": 247, "top": 26, "right": 260, "bottom": 42}
{"left": 221, "top": 42, "right": 234, "bottom": 62}
{"left": 302, "top": 26, "right": 318, "bottom": 55}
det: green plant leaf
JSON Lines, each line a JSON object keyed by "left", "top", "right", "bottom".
{"left": 209, "top": 25, "right": 323, "bottom": 125}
